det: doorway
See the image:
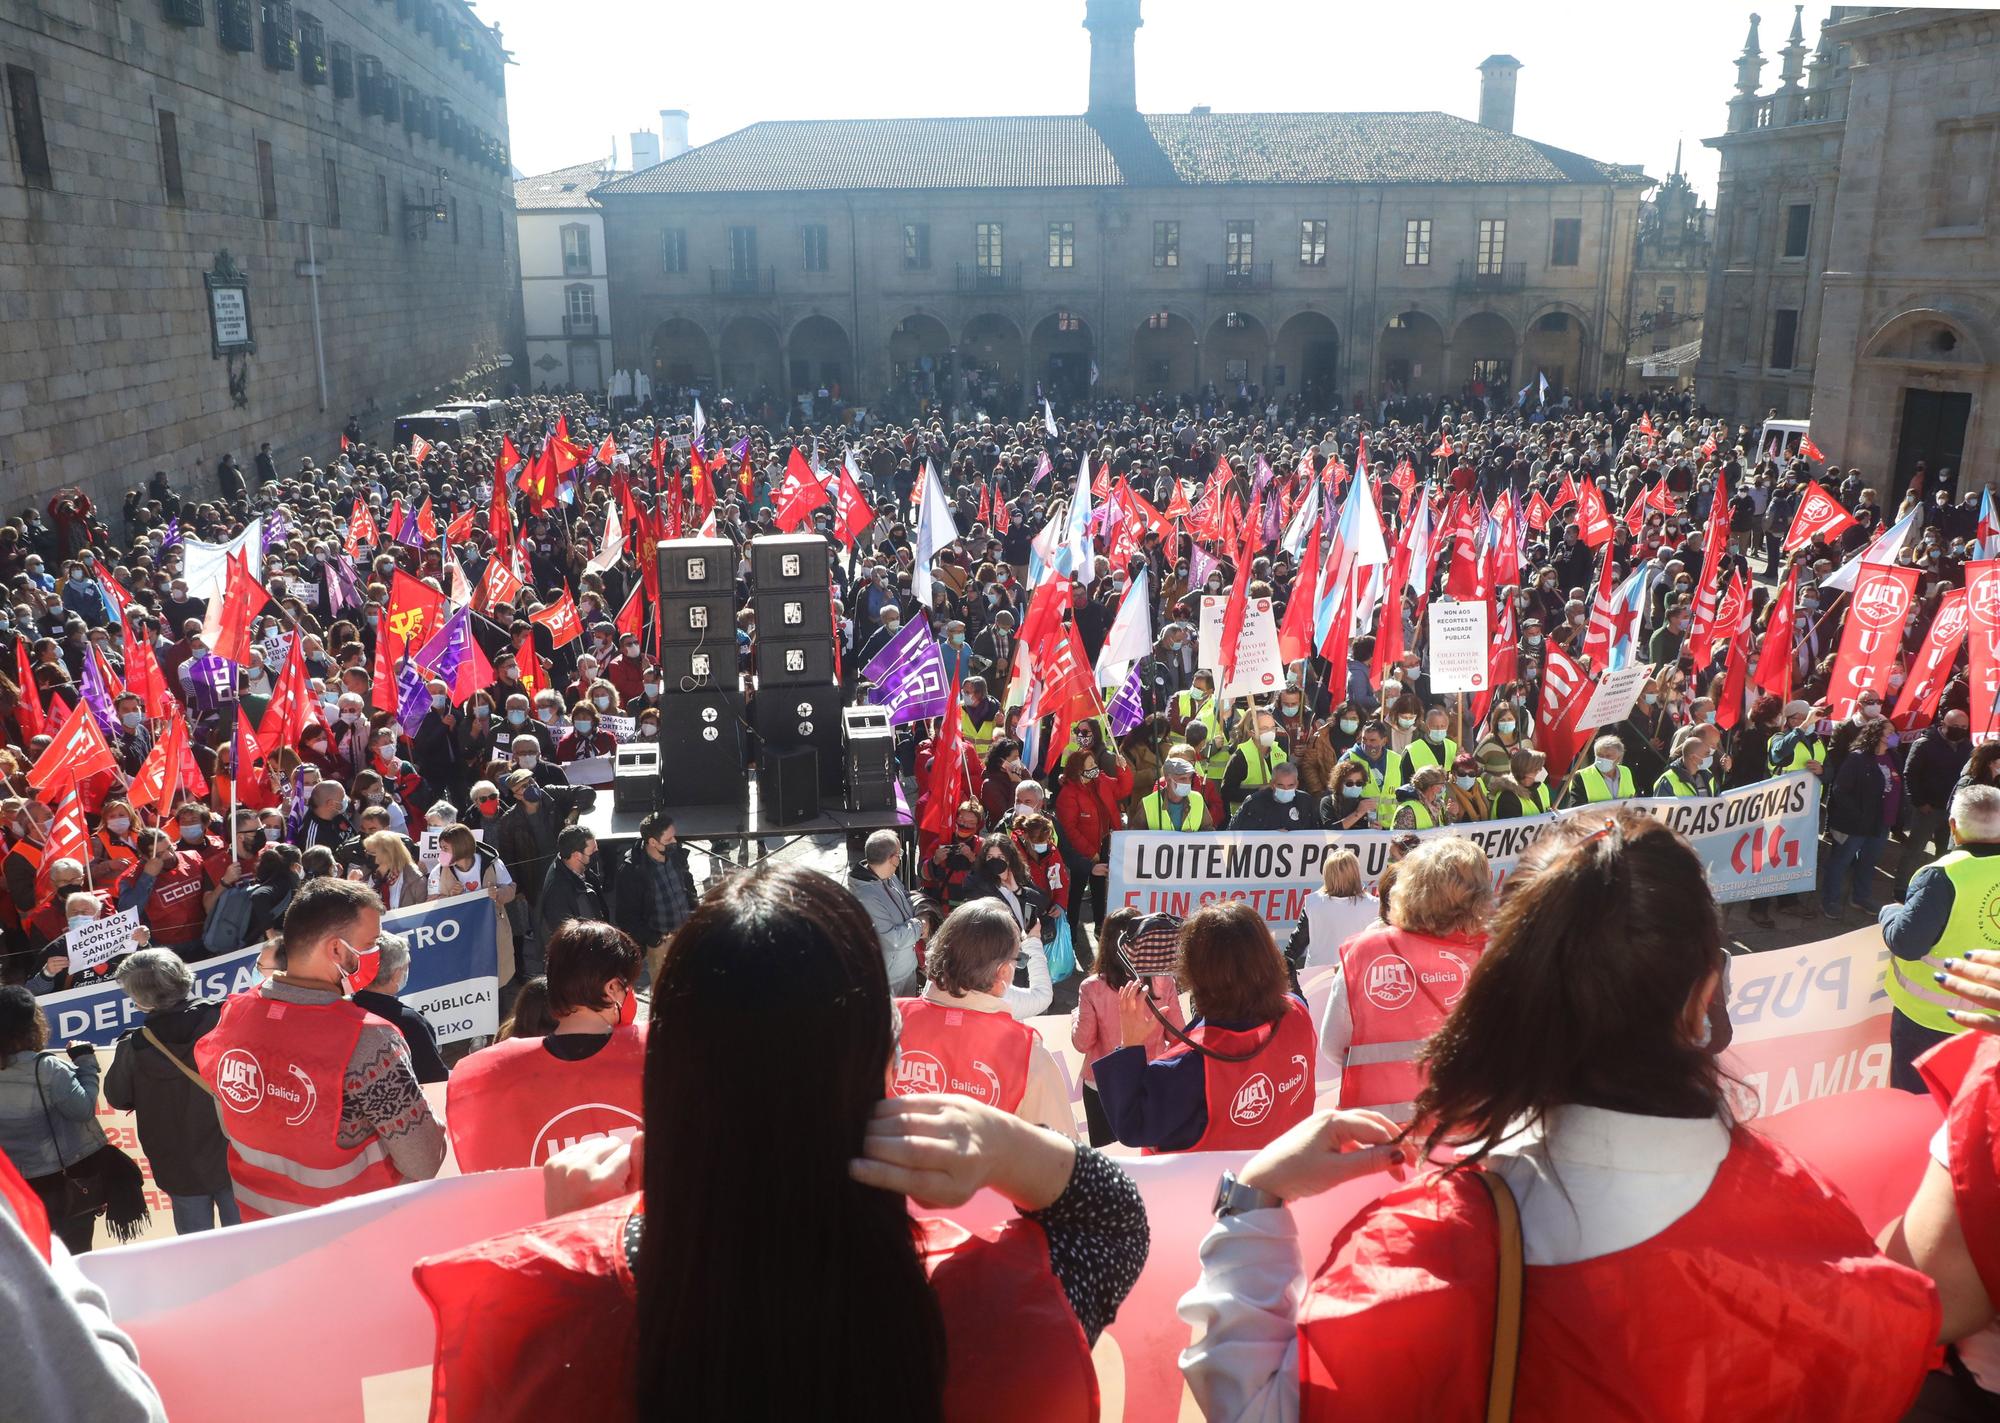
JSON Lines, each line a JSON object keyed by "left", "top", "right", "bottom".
{"left": 1895, "top": 388, "right": 1971, "bottom": 503}
{"left": 569, "top": 343, "right": 602, "bottom": 393}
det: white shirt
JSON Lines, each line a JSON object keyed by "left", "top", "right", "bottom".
{"left": 1177, "top": 1106, "right": 1733, "bottom": 1423}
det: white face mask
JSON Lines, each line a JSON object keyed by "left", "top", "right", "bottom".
{"left": 107, "top": 817, "right": 131, "bottom": 834}
{"left": 593, "top": 695, "right": 612, "bottom": 710}
{"left": 1496, "top": 720, "right": 1516, "bottom": 734}
{"left": 516, "top": 753, "right": 539, "bottom": 770}
{"left": 638, "top": 724, "right": 658, "bottom": 738}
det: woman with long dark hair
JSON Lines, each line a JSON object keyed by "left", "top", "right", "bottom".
{"left": 415, "top": 864, "right": 1146, "bottom": 1422}
{"left": 1178, "top": 811, "right": 1939, "bottom": 1420}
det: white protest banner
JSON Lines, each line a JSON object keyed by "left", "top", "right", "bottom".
{"left": 1426, "top": 600, "right": 1489, "bottom": 693}
{"left": 1196, "top": 595, "right": 1284, "bottom": 699}
{"left": 65, "top": 908, "right": 140, "bottom": 974}
{"left": 286, "top": 577, "right": 321, "bottom": 607}
{"left": 601, "top": 713, "right": 637, "bottom": 742}
{"left": 565, "top": 754, "right": 614, "bottom": 787}
{"left": 1107, "top": 772, "right": 1820, "bottom": 926}
{"left": 1719, "top": 925, "right": 1894, "bottom": 1119}
{"left": 1581, "top": 661, "right": 1653, "bottom": 730}
{"left": 179, "top": 517, "right": 264, "bottom": 601}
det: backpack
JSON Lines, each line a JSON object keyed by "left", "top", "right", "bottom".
{"left": 202, "top": 881, "right": 256, "bottom": 957}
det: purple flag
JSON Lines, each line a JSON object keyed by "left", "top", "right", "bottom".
{"left": 262, "top": 509, "right": 290, "bottom": 554}
{"left": 326, "top": 554, "right": 361, "bottom": 616}
{"left": 185, "top": 653, "right": 238, "bottom": 714}
{"left": 413, "top": 606, "right": 472, "bottom": 696}
{"left": 1108, "top": 662, "right": 1145, "bottom": 737}
{"left": 394, "top": 661, "right": 431, "bottom": 736}
{"left": 1189, "top": 544, "right": 1218, "bottom": 588}
{"left": 862, "top": 617, "right": 951, "bottom": 726}
{"left": 80, "top": 648, "right": 118, "bottom": 739}
{"left": 161, "top": 518, "right": 181, "bottom": 548}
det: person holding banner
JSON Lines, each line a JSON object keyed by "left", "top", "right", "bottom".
{"left": 1181, "top": 811, "right": 1938, "bottom": 1423}
{"left": 1095, "top": 901, "right": 1316, "bottom": 1153}
{"left": 1318, "top": 760, "right": 1385, "bottom": 832}
{"left": 415, "top": 864, "right": 1141, "bottom": 1423}
{"left": 1822, "top": 715, "right": 1901, "bottom": 918}
{"left": 446, "top": 920, "right": 643, "bottom": 1172}
{"left": 1560, "top": 734, "right": 1636, "bottom": 806}
{"left": 1654, "top": 727, "right": 1719, "bottom": 798}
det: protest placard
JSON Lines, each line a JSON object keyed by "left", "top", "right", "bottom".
{"left": 66, "top": 908, "right": 140, "bottom": 975}
{"left": 1427, "top": 600, "right": 1489, "bottom": 693}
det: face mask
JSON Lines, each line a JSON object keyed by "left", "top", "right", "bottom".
{"left": 1257, "top": 731, "right": 1277, "bottom": 748}
{"left": 1529, "top": 769, "right": 1546, "bottom": 786}
{"left": 1279, "top": 703, "right": 1299, "bottom": 718}
{"left": 881, "top": 622, "right": 900, "bottom": 635}
{"left": 342, "top": 710, "right": 362, "bottom": 724}
{"left": 67, "top": 914, "right": 95, "bottom": 935}
{"left": 575, "top": 719, "right": 595, "bottom": 736}
{"left": 107, "top": 817, "right": 131, "bottom": 834}
{"left": 508, "top": 709, "right": 528, "bottom": 725}
{"left": 517, "top": 753, "right": 539, "bottom": 770}
{"left": 179, "top": 824, "right": 205, "bottom": 844}
{"left": 1427, "top": 727, "right": 1447, "bottom": 743}
{"left": 1031, "top": 840, "right": 1052, "bottom": 854}
{"left": 593, "top": 694, "right": 612, "bottom": 710}
{"left": 1696, "top": 752, "right": 1715, "bottom": 771}
{"left": 431, "top": 693, "right": 449, "bottom": 710}
{"left": 644, "top": 681, "right": 662, "bottom": 697}
{"left": 1594, "top": 757, "right": 1618, "bottom": 776}
{"left": 1889, "top": 674, "right": 1905, "bottom": 690}
{"left": 1083, "top": 767, "right": 1100, "bottom": 781}
{"left": 120, "top": 710, "right": 142, "bottom": 730}
{"left": 522, "top": 783, "right": 544, "bottom": 803}
{"left": 1396, "top": 716, "right": 1416, "bottom": 730}
{"left": 1643, "top": 692, "right": 1659, "bottom": 706}
{"left": 639, "top": 723, "right": 659, "bottom": 739}
{"left": 1341, "top": 783, "right": 1365, "bottom": 800}
{"left": 1454, "top": 775, "right": 1477, "bottom": 790}
{"left": 335, "top": 937, "right": 380, "bottom": 994}
{"left": 1496, "top": 719, "right": 1516, "bottom": 735}
{"left": 1338, "top": 717, "right": 1359, "bottom": 734}
{"left": 537, "top": 707, "right": 557, "bottom": 724}
{"left": 1381, "top": 683, "right": 1403, "bottom": 700}
{"left": 1272, "top": 787, "right": 1297, "bottom": 804}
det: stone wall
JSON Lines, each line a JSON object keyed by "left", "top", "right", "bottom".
{"left": 0, "top": 0, "right": 522, "bottom": 516}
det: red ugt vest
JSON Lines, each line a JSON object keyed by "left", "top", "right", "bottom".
{"left": 1298, "top": 1127, "right": 1939, "bottom": 1421}
{"left": 194, "top": 991, "right": 404, "bottom": 1221}
{"left": 891, "top": 997, "right": 1034, "bottom": 1113}
{"left": 413, "top": 1195, "right": 1098, "bottom": 1423}
{"left": 1148, "top": 997, "right": 1316, "bottom": 1153}
{"left": 446, "top": 1026, "right": 648, "bottom": 1174}
{"left": 1335, "top": 924, "right": 1485, "bottom": 1120}
{"left": 1920, "top": 1030, "right": 2000, "bottom": 1304}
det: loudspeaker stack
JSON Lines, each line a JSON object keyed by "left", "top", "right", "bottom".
{"left": 653, "top": 538, "right": 745, "bottom": 807}
{"left": 748, "top": 533, "right": 843, "bottom": 797}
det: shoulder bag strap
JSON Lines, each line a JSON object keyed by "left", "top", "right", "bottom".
{"left": 33, "top": 1054, "right": 72, "bottom": 1174}
{"left": 1475, "top": 1169, "right": 1524, "bottom": 1423}
{"left": 141, "top": 1025, "right": 217, "bottom": 1099}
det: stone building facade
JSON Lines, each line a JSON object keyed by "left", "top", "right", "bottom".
{"left": 1698, "top": 6, "right": 1999, "bottom": 498}
{"left": 517, "top": 159, "right": 616, "bottom": 395}
{"left": 596, "top": 5, "right": 1650, "bottom": 422}
{"left": 1623, "top": 147, "right": 1712, "bottom": 387}
{"left": 1, "top": 0, "right": 519, "bottom": 510}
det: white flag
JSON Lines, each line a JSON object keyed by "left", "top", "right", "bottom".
{"left": 1043, "top": 399, "right": 1059, "bottom": 439}
{"left": 1094, "top": 567, "right": 1153, "bottom": 688}
{"left": 911, "top": 459, "right": 960, "bottom": 606}
{"left": 584, "top": 499, "right": 624, "bottom": 576}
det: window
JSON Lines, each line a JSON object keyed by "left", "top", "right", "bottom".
{"left": 358, "top": 55, "right": 383, "bottom": 115}
{"left": 330, "top": 41, "right": 353, "bottom": 98}
{"left": 157, "top": 110, "right": 185, "bottom": 205}
{"left": 1782, "top": 202, "right": 1811, "bottom": 257}
{"left": 975, "top": 221, "right": 1003, "bottom": 275}
{"left": 256, "top": 138, "right": 278, "bottom": 219}
{"left": 218, "top": 0, "right": 256, "bottom": 52}
{"left": 727, "top": 225, "right": 757, "bottom": 277}
{"left": 1146, "top": 311, "right": 1172, "bottom": 329}
{"left": 5, "top": 67, "right": 51, "bottom": 189}
{"left": 1935, "top": 122, "right": 1998, "bottom": 229}
{"left": 1299, "top": 219, "right": 1327, "bottom": 267}
{"left": 1658, "top": 285, "right": 1677, "bottom": 314}
{"left": 661, "top": 228, "right": 687, "bottom": 273}
{"left": 1403, "top": 218, "right": 1431, "bottom": 266}
{"left": 1047, "top": 220, "right": 1075, "bottom": 268}
{"left": 261, "top": 0, "right": 298, "bottom": 71}
{"left": 376, "top": 172, "right": 389, "bottom": 234}
{"left": 450, "top": 196, "right": 458, "bottom": 243}
{"left": 1153, "top": 219, "right": 1179, "bottom": 268}
{"left": 565, "top": 284, "right": 594, "bottom": 321}
{"left": 560, "top": 222, "right": 591, "bottom": 275}
{"left": 1770, "top": 308, "right": 1800, "bottom": 369}
{"left": 299, "top": 12, "right": 326, "bottom": 84}
{"left": 801, "top": 223, "right": 828, "bottom": 271}
{"left": 1225, "top": 220, "right": 1254, "bottom": 274}
{"left": 322, "top": 155, "right": 339, "bottom": 227}
{"left": 1055, "top": 310, "right": 1081, "bottom": 332}
{"left": 1476, "top": 218, "right": 1506, "bottom": 274}
{"left": 1549, "top": 217, "right": 1581, "bottom": 267}
{"left": 901, "top": 221, "right": 930, "bottom": 270}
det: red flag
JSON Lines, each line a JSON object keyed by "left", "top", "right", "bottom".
{"left": 127, "top": 713, "right": 184, "bottom": 812}
{"left": 615, "top": 583, "right": 645, "bottom": 642}
{"left": 231, "top": 715, "right": 278, "bottom": 811}
{"left": 489, "top": 460, "right": 516, "bottom": 552}
{"left": 340, "top": 433, "right": 351, "bottom": 453}
{"left": 1573, "top": 478, "right": 1614, "bottom": 548}
{"left": 1552, "top": 473, "right": 1578, "bottom": 511}
{"left": 1277, "top": 520, "right": 1323, "bottom": 665}
{"left": 408, "top": 433, "right": 432, "bottom": 466}
{"left": 1432, "top": 435, "right": 1454, "bottom": 459}
{"left": 665, "top": 461, "right": 685, "bottom": 540}
{"left": 120, "top": 620, "right": 171, "bottom": 720}
{"left": 833, "top": 463, "right": 876, "bottom": 548}
{"left": 1892, "top": 590, "right": 1969, "bottom": 733}
{"left": 347, "top": 498, "right": 379, "bottom": 558}
{"left": 415, "top": 497, "right": 439, "bottom": 545}
{"left": 385, "top": 569, "right": 446, "bottom": 659}
{"left": 596, "top": 435, "right": 617, "bottom": 467}
{"left": 1623, "top": 491, "right": 1649, "bottom": 540}
{"left": 991, "top": 487, "right": 1012, "bottom": 536}
{"left": 1782, "top": 480, "right": 1860, "bottom": 555}
{"left": 1164, "top": 480, "right": 1192, "bottom": 524}
{"left": 976, "top": 481, "right": 992, "bottom": 526}
{"left": 1825, "top": 564, "right": 1920, "bottom": 721}
{"left": 1536, "top": 646, "right": 1592, "bottom": 778}
{"left": 1473, "top": 600, "right": 1519, "bottom": 728}
{"left": 473, "top": 556, "right": 527, "bottom": 615}
{"left": 1581, "top": 544, "right": 1619, "bottom": 668}
{"left": 691, "top": 448, "right": 717, "bottom": 524}
{"left": 1684, "top": 467, "right": 1732, "bottom": 675}
{"left": 1525, "top": 489, "right": 1554, "bottom": 533}
{"left": 649, "top": 437, "right": 666, "bottom": 478}
{"left": 371, "top": 609, "right": 399, "bottom": 713}
{"left": 1966, "top": 562, "right": 2000, "bottom": 738}
{"left": 12, "top": 639, "right": 44, "bottom": 741}
{"left": 546, "top": 435, "right": 584, "bottom": 478}
{"left": 920, "top": 670, "right": 969, "bottom": 841}
{"left": 1090, "top": 463, "right": 1111, "bottom": 500}
{"left": 27, "top": 698, "right": 117, "bottom": 797}
{"left": 1487, "top": 492, "right": 1521, "bottom": 592}
{"left": 738, "top": 445, "right": 757, "bottom": 503}
{"left": 1751, "top": 564, "right": 1801, "bottom": 705}
{"left": 1637, "top": 413, "right": 1658, "bottom": 438}
{"left": 1645, "top": 481, "right": 1677, "bottom": 518}
{"left": 445, "top": 504, "right": 475, "bottom": 543}
{"left": 771, "top": 450, "right": 830, "bottom": 532}
{"left": 209, "top": 551, "right": 272, "bottom": 667}
{"left": 258, "top": 635, "right": 318, "bottom": 753}
{"left": 530, "top": 589, "right": 584, "bottom": 649}
{"left": 1800, "top": 434, "right": 1826, "bottom": 463}
{"left": 496, "top": 434, "right": 520, "bottom": 480}
{"left": 35, "top": 784, "right": 89, "bottom": 900}
{"left": 1715, "top": 570, "right": 1754, "bottom": 731}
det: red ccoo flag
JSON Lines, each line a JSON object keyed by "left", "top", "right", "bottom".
{"left": 771, "top": 449, "right": 830, "bottom": 532}
{"left": 1751, "top": 564, "right": 1801, "bottom": 705}
{"left": 832, "top": 462, "right": 875, "bottom": 549}
{"left": 1800, "top": 433, "right": 1826, "bottom": 463}
{"left": 1573, "top": 478, "right": 1615, "bottom": 548}
{"left": 36, "top": 784, "right": 89, "bottom": 899}
{"left": 207, "top": 551, "right": 272, "bottom": 667}
{"left": 12, "top": 638, "right": 45, "bottom": 741}
{"left": 530, "top": 588, "right": 585, "bottom": 649}
{"left": 28, "top": 697, "right": 117, "bottom": 797}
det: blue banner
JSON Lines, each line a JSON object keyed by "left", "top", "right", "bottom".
{"left": 40, "top": 892, "right": 500, "bottom": 1049}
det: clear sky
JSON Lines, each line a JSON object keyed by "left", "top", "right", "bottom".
{"left": 476, "top": 0, "right": 1841, "bottom": 201}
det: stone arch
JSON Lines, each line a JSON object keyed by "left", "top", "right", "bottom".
{"left": 960, "top": 312, "right": 1025, "bottom": 396}
{"left": 1132, "top": 309, "right": 1200, "bottom": 395}
{"left": 1450, "top": 311, "right": 1518, "bottom": 394}
{"left": 786, "top": 313, "right": 851, "bottom": 396}
{"left": 1863, "top": 306, "right": 1992, "bottom": 366}
{"left": 1029, "top": 309, "right": 1096, "bottom": 402}
{"left": 1203, "top": 309, "right": 1269, "bottom": 390}
{"left": 1378, "top": 307, "right": 1445, "bottom": 396}
{"left": 1521, "top": 301, "right": 1592, "bottom": 400}
{"left": 718, "top": 316, "right": 783, "bottom": 396}
{"left": 1274, "top": 310, "right": 1341, "bottom": 405}
{"left": 650, "top": 316, "right": 715, "bottom": 390}
{"left": 888, "top": 311, "right": 953, "bottom": 386}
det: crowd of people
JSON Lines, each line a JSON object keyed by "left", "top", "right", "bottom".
{"left": 0, "top": 379, "right": 1998, "bottom": 1417}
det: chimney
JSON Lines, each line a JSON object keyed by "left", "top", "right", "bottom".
{"left": 629, "top": 130, "right": 660, "bottom": 172}
{"left": 659, "top": 109, "right": 690, "bottom": 159}
{"left": 1083, "top": 0, "right": 1142, "bottom": 115}
{"left": 1477, "top": 54, "right": 1522, "bottom": 133}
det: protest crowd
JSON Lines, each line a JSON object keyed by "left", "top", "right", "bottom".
{"left": 5, "top": 375, "right": 2000, "bottom": 1420}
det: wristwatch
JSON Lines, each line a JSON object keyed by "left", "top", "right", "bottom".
{"left": 1212, "top": 1171, "right": 1285, "bottom": 1219}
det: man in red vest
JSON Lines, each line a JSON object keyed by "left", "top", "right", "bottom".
{"left": 892, "top": 901, "right": 1074, "bottom": 1138}
{"left": 195, "top": 878, "right": 444, "bottom": 1220}
{"left": 447, "top": 920, "right": 645, "bottom": 1173}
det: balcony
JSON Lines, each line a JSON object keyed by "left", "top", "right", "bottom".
{"left": 1207, "top": 262, "right": 1272, "bottom": 294}
{"left": 1455, "top": 261, "right": 1526, "bottom": 294}
{"left": 562, "top": 313, "right": 598, "bottom": 337}
{"left": 710, "top": 266, "right": 776, "bottom": 296}
{"left": 956, "top": 262, "right": 1022, "bottom": 294}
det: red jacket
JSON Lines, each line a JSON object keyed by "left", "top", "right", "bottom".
{"left": 1053, "top": 763, "right": 1133, "bottom": 860}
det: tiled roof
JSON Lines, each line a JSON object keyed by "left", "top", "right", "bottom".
{"left": 514, "top": 159, "right": 618, "bottom": 211}
{"left": 594, "top": 111, "right": 1642, "bottom": 197}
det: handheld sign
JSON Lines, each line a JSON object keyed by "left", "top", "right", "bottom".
{"left": 66, "top": 909, "right": 140, "bottom": 975}
{"left": 1427, "top": 601, "right": 1489, "bottom": 694}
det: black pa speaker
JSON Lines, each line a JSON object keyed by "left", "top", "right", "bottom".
{"left": 754, "top": 683, "right": 843, "bottom": 794}
{"left": 843, "top": 705, "right": 895, "bottom": 811}
{"left": 760, "top": 746, "right": 820, "bottom": 825}
{"left": 658, "top": 592, "right": 737, "bottom": 645}
{"left": 655, "top": 690, "right": 747, "bottom": 806}
{"left": 752, "top": 588, "right": 833, "bottom": 640}
{"left": 657, "top": 642, "right": 737, "bottom": 693}
{"left": 755, "top": 638, "right": 838, "bottom": 688}
{"left": 750, "top": 533, "right": 827, "bottom": 591}
{"left": 657, "top": 538, "right": 734, "bottom": 594}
